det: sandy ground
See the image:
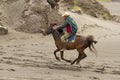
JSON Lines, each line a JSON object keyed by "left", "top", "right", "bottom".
{"left": 0, "top": 1, "right": 120, "bottom": 80}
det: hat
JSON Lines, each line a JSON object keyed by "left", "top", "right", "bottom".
{"left": 62, "top": 12, "right": 70, "bottom": 17}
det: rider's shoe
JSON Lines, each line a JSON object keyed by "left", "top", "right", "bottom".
{"left": 60, "top": 48, "right": 65, "bottom": 51}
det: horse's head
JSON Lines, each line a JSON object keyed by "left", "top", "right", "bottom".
{"left": 46, "top": 23, "right": 57, "bottom": 35}
{"left": 46, "top": 25, "right": 53, "bottom": 35}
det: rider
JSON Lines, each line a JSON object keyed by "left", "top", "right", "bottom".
{"left": 57, "top": 12, "right": 78, "bottom": 51}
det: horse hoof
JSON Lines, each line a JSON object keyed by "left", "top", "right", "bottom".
{"left": 76, "top": 62, "right": 79, "bottom": 65}
{"left": 78, "top": 64, "right": 82, "bottom": 68}
{"left": 56, "top": 58, "right": 61, "bottom": 62}
{"left": 78, "top": 65, "right": 82, "bottom": 68}
{"left": 68, "top": 60, "right": 72, "bottom": 63}
{"left": 71, "top": 62, "right": 75, "bottom": 65}
{"left": 75, "top": 62, "right": 82, "bottom": 68}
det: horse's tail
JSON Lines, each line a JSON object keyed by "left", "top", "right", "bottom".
{"left": 87, "top": 35, "right": 98, "bottom": 56}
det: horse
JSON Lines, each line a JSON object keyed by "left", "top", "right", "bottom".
{"left": 46, "top": 23, "right": 98, "bottom": 67}
{"left": 47, "top": 0, "right": 60, "bottom": 11}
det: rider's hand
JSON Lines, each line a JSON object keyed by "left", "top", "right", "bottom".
{"left": 53, "top": 25, "right": 58, "bottom": 30}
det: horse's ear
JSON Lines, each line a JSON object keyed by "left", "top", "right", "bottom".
{"left": 50, "top": 22, "right": 57, "bottom": 27}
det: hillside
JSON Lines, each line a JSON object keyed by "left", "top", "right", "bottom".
{"left": 0, "top": 0, "right": 120, "bottom": 34}
{"left": 0, "top": 0, "right": 63, "bottom": 33}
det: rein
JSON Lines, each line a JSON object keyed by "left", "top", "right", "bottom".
{"left": 52, "top": 29, "right": 61, "bottom": 41}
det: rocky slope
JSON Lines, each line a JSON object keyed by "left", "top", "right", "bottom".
{"left": 0, "top": 0, "right": 63, "bottom": 33}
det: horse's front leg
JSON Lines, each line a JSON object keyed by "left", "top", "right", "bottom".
{"left": 54, "top": 49, "right": 60, "bottom": 61}
{"left": 60, "top": 51, "right": 72, "bottom": 63}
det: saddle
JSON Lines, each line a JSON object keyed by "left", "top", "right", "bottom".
{"left": 57, "top": 29, "right": 75, "bottom": 42}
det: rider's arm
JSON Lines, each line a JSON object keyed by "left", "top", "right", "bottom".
{"left": 57, "top": 21, "right": 68, "bottom": 30}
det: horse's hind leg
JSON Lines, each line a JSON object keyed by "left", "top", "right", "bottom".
{"left": 76, "top": 51, "right": 87, "bottom": 65}
{"left": 54, "top": 49, "right": 60, "bottom": 61}
{"left": 60, "top": 51, "right": 72, "bottom": 63}
{"left": 71, "top": 52, "right": 81, "bottom": 65}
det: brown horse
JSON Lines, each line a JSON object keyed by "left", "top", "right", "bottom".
{"left": 46, "top": 23, "right": 98, "bottom": 67}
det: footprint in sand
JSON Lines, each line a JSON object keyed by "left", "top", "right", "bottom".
{"left": 0, "top": 68, "right": 4, "bottom": 70}
{"left": 0, "top": 46, "right": 4, "bottom": 50}
{"left": 13, "top": 53, "right": 26, "bottom": 57}
{"left": 93, "top": 66, "right": 106, "bottom": 74}
{"left": 89, "top": 76, "right": 100, "bottom": 80}
{"left": 0, "top": 51, "right": 6, "bottom": 55}
{"left": 111, "top": 70, "right": 120, "bottom": 75}
{"left": 103, "top": 34, "right": 108, "bottom": 38}
{"left": 7, "top": 69, "right": 16, "bottom": 72}
{"left": 2, "top": 57, "right": 21, "bottom": 61}
{"left": 31, "top": 43, "right": 39, "bottom": 46}
{"left": 6, "top": 38, "right": 17, "bottom": 41}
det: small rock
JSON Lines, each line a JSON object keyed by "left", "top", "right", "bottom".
{"left": 0, "top": 25, "right": 8, "bottom": 35}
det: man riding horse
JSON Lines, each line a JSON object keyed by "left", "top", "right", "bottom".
{"left": 54, "top": 12, "right": 78, "bottom": 51}
{"left": 47, "top": 21, "right": 97, "bottom": 66}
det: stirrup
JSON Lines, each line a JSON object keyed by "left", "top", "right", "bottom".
{"left": 60, "top": 48, "right": 65, "bottom": 51}
{"left": 60, "top": 49, "right": 64, "bottom": 51}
